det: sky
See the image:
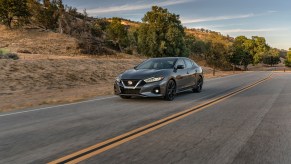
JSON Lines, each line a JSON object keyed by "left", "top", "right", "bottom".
{"left": 63, "top": 0, "right": 291, "bottom": 50}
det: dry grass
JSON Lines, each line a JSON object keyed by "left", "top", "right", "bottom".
{"left": 0, "top": 25, "right": 78, "bottom": 55}
{"left": 0, "top": 56, "right": 143, "bottom": 112}
{"left": 0, "top": 56, "right": 240, "bottom": 112}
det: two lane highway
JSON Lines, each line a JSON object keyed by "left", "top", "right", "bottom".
{"left": 1, "top": 72, "right": 290, "bottom": 163}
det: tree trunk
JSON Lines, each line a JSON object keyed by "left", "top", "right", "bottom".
{"left": 244, "top": 65, "right": 247, "bottom": 71}
{"left": 213, "top": 66, "right": 216, "bottom": 76}
{"left": 8, "top": 17, "right": 13, "bottom": 28}
{"left": 59, "top": 15, "right": 63, "bottom": 34}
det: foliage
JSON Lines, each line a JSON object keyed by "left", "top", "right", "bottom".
{"left": 0, "top": 49, "right": 19, "bottom": 60}
{"left": 251, "top": 36, "right": 270, "bottom": 64}
{"left": 36, "top": 0, "right": 60, "bottom": 30}
{"left": 138, "top": 6, "right": 187, "bottom": 57}
{"left": 185, "top": 34, "right": 210, "bottom": 57}
{"left": 230, "top": 36, "right": 253, "bottom": 70}
{"left": 230, "top": 35, "right": 271, "bottom": 70}
{"left": 262, "top": 56, "right": 280, "bottom": 66}
{"left": 285, "top": 49, "right": 291, "bottom": 67}
{"left": 106, "top": 18, "right": 128, "bottom": 51}
{"left": 206, "top": 41, "right": 231, "bottom": 70}
{"left": 127, "top": 27, "right": 139, "bottom": 54}
{"left": 94, "top": 18, "right": 110, "bottom": 31}
{"left": 0, "top": 0, "right": 30, "bottom": 28}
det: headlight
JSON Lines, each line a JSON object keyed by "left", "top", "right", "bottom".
{"left": 116, "top": 75, "right": 121, "bottom": 82}
{"left": 144, "top": 76, "right": 164, "bottom": 83}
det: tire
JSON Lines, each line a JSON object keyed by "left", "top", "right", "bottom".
{"left": 120, "top": 95, "right": 131, "bottom": 99}
{"left": 164, "top": 80, "right": 176, "bottom": 101}
{"left": 193, "top": 77, "right": 203, "bottom": 93}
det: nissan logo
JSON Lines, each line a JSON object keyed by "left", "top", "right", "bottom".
{"left": 128, "top": 81, "right": 133, "bottom": 85}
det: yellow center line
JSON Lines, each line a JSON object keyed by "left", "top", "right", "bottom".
{"left": 49, "top": 73, "right": 273, "bottom": 164}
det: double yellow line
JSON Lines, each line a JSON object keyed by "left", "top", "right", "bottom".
{"left": 49, "top": 73, "right": 273, "bottom": 164}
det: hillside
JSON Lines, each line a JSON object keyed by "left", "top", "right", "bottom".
{"left": 0, "top": 25, "right": 78, "bottom": 55}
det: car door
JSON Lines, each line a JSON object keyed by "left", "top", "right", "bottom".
{"left": 174, "top": 59, "right": 188, "bottom": 90}
{"left": 184, "top": 59, "right": 197, "bottom": 88}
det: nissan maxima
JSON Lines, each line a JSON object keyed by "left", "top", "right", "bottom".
{"left": 114, "top": 57, "right": 203, "bottom": 101}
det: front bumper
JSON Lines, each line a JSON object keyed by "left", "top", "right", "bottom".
{"left": 114, "top": 79, "right": 168, "bottom": 97}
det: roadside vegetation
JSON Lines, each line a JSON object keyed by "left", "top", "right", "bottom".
{"left": 285, "top": 48, "right": 291, "bottom": 67}
{"left": 0, "top": 49, "right": 19, "bottom": 60}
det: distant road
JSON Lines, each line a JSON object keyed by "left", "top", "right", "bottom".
{"left": 1, "top": 72, "right": 291, "bottom": 164}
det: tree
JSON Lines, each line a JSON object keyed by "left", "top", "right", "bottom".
{"left": 207, "top": 41, "right": 230, "bottom": 71}
{"left": 106, "top": 18, "right": 128, "bottom": 51}
{"left": 262, "top": 56, "right": 280, "bottom": 66}
{"left": 230, "top": 36, "right": 253, "bottom": 70}
{"left": 138, "top": 6, "right": 187, "bottom": 57}
{"left": 35, "top": 0, "right": 59, "bottom": 30}
{"left": 0, "top": 0, "right": 30, "bottom": 28}
{"left": 285, "top": 49, "right": 291, "bottom": 67}
{"left": 251, "top": 36, "right": 270, "bottom": 64}
{"left": 127, "top": 27, "right": 138, "bottom": 54}
{"left": 57, "top": 0, "right": 64, "bottom": 33}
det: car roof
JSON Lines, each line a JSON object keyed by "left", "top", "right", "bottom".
{"left": 150, "top": 57, "right": 189, "bottom": 60}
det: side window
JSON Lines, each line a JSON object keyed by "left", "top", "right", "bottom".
{"left": 175, "top": 59, "right": 186, "bottom": 68}
{"left": 185, "top": 59, "right": 193, "bottom": 68}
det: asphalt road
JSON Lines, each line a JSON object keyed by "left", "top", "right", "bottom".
{"left": 1, "top": 72, "right": 291, "bottom": 164}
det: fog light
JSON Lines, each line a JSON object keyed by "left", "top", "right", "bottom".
{"left": 155, "top": 89, "right": 159, "bottom": 93}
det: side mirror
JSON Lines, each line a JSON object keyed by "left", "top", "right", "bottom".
{"left": 176, "top": 65, "right": 185, "bottom": 69}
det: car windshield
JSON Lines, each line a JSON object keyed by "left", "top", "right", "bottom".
{"left": 136, "top": 58, "right": 177, "bottom": 70}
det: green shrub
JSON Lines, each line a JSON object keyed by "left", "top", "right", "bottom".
{"left": 0, "top": 49, "right": 19, "bottom": 60}
{"left": 286, "top": 50, "right": 291, "bottom": 67}
{"left": 285, "top": 60, "right": 291, "bottom": 67}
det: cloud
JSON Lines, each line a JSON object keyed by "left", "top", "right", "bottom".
{"left": 219, "top": 28, "right": 286, "bottom": 34}
{"left": 181, "top": 13, "right": 255, "bottom": 24}
{"left": 267, "top": 10, "right": 278, "bottom": 13}
{"left": 86, "top": 0, "right": 192, "bottom": 15}
{"left": 187, "top": 23, "right": 245, "bottom": 29}
{"left": 181, "top": 10, "right": 278, "bottom": 24}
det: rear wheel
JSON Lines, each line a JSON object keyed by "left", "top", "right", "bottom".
{"left": 164, "top": 80, "right": 176, "bottom": 101}
{"left": 193, "top": 77, "right": 203, "bottom": 93}
{"left": 120, "top": 95, "right": 131, "bottom": 99}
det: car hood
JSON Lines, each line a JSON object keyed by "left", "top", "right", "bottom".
{"left": 120, "top": 69, "right": 171, "bottom": 80}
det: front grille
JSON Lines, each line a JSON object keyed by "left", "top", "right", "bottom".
{"left": 122, "top": 79, "right": 141, "bottom": 87}
{"left": 122, "top": 89, "right": 141, "bottom": 95}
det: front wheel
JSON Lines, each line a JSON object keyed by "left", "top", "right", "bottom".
{"left": 120, "top": 95, "right": 131, "bottom": 99}
{"left": 193, "top": 77, "right": 203, "bottom": 93}
{"left": 164, "top": 80, "right": 176, "bottom": 101}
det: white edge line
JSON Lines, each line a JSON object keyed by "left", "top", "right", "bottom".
{"left": 0, "top": 96, "right": 117, "bottom": 117}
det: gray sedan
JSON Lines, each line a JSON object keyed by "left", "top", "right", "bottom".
{"left": 114, "top": 57, "right": 204, "bottom": 101}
